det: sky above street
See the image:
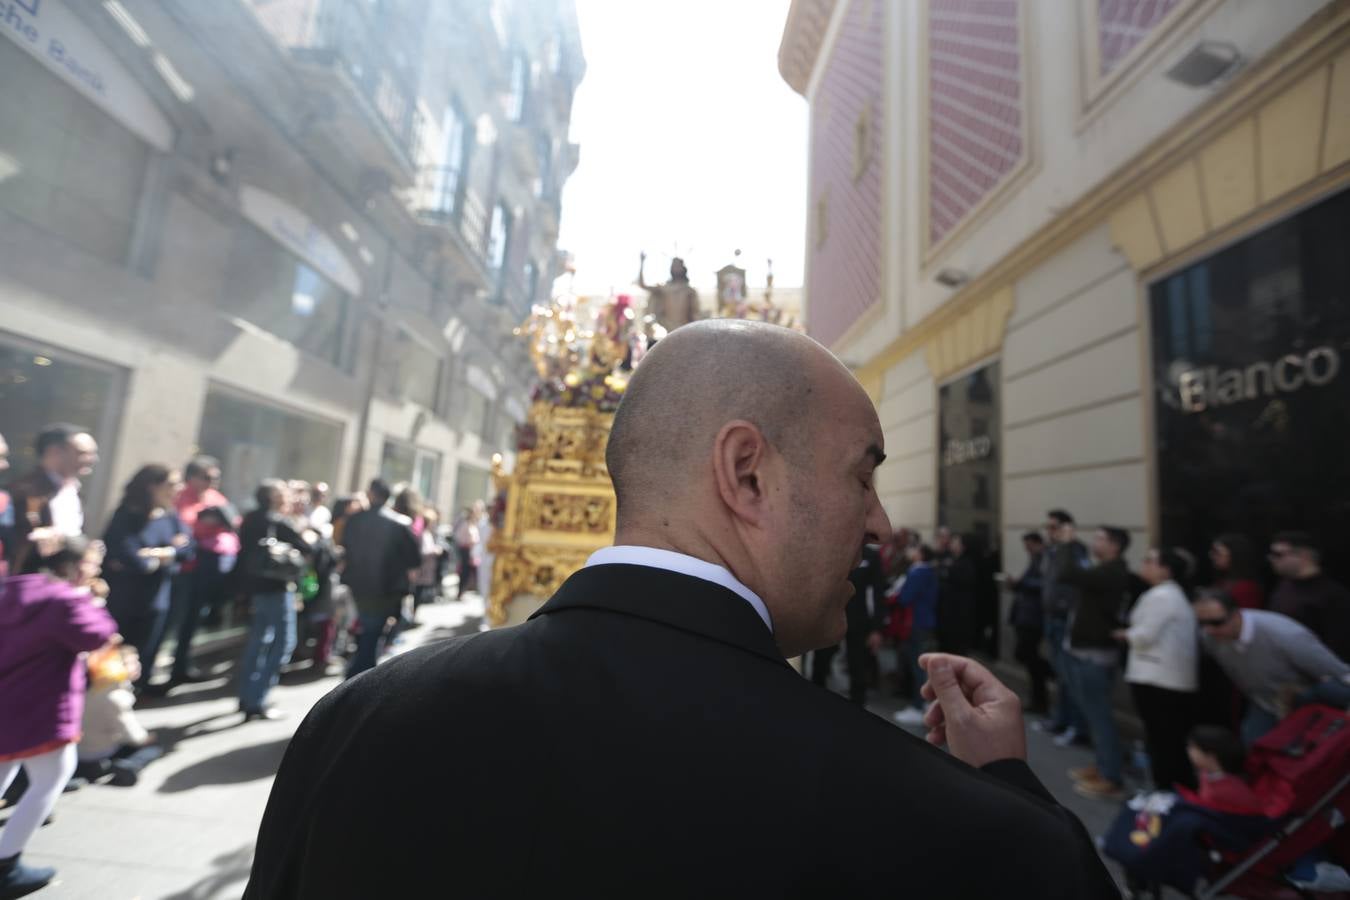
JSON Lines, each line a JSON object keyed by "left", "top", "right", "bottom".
{"left": 557, "top": 0, "right": 807, "bottom": 297}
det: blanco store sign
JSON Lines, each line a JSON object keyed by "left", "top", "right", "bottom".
{"left": 1, "top": 0, "right": 174, "bottom": 151}
{"left": 239, "top": 185, "right": 363, "bottom": 297}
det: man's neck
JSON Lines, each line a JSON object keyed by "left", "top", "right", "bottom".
{"left": 612, "top": 526, "right": 758, "bottom": 596}
{"left": 1293, "top": 567, "right": 1322, "bottom": 581}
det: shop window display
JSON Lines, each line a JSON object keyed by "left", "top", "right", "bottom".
{"left": 1150, "top": 189, "right": 1350, "bottom": 580}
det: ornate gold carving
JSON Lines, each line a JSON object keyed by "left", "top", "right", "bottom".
{"left": 486, "top": 545, "right": 593, "bottom": 628}
{"left": 523, "top": 492, "right": 612, "bottom": 535}
{"left": 488, "top": 403, "right": 616, "bottom": 626}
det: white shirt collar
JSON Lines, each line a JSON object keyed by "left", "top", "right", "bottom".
{"left": 584, "top": 545, "right": 773, "bottom": 634}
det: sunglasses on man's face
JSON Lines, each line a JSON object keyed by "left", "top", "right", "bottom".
{"left": 1196, "top": 616, "right": 1230, "bottom": 628}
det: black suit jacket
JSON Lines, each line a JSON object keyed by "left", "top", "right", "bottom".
{"left": 244, "top": 564, "right": 1120, "bottom": 899}
{"left": 4, "top": 467, "right": 58, "bottom": 574}
{"left": 845, "top": 545, "right": 887, "bottom": 636}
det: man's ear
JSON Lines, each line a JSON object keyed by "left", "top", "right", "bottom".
{"left": 711, "top": 420, "right": 771, "bottom": 526}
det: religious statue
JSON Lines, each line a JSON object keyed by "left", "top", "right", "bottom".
{"left": 716, "top": 261, "right": 749, "bottom": 318}
{"left": 637, "top": 252, "right": 702, "bottom": 332}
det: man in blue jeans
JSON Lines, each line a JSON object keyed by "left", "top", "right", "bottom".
{"left": 239, "top": 590, "right": 298, "bottom": 716}
{"left": 1036, "top": 510, "right": 1089, "bottom": 745}
{"left": 339, "top": 479, "right": 421, "bottom": 679}
{"left": 237, "top": 480, "right": 313, "bottom": 721}
{"left": 1055, "top": 524, "right": 1132, "bottom": 800}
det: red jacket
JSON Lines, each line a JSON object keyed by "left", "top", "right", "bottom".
{"left": 1179, "top": 773, "right": 1264, "bottom": 817}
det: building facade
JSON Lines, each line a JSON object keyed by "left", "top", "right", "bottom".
{"left": 781, "top": 0, "right": 1350, "bottom": 585}
{"left": 0, "top": 0, "right": 583, "bottom": 525}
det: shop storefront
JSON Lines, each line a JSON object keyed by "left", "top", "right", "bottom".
{"left": 0, "top": 332, "right": 127, "bottom": 529}
{"left": 380, "top": 438, "right": 442, "bottom": 503}
{"left": 453, "top": 461, "right": 491, "bottom": 516}
{"left": 937, "top": 361, "right": 1002, "bottom": 551}
{"left": 196, "top": 386, "right": 345, "bottom": 510}
{"left": 936, "top": 359, "right": 1003, "bottom": 656}
{"left": 1150, "top": 187, "right": 1350, "bottom": 580}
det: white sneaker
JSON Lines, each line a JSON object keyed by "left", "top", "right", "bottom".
{"left": 891, "top": 707, "right": 926, "bottom": 726}
{"left": 1052, "top": 726, "right": 1080, "bottom": 747}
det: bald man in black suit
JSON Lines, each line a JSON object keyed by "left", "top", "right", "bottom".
{"left": 245, "top": 321, "right": 1120, "bottom": 899}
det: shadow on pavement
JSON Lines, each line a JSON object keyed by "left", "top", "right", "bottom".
{"left": 421, "top": 614, "right": 485, "bottom": 645}
{"left": 278, "top": 657, "right": 343, "bottom": 685}
{"left": 153, "top": 711, "right": 246, "bottom": 753}
{"left": 136, "top": 677, "right": 240, "bottom": 710}
{"left": 159, "top": 842, "right": 255, "bottom": 900}
{"left": 157, "top": 737, "right": 292, "bottom": 794}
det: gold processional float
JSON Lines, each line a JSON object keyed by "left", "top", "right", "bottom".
{"left": 486, "top": 256, "right": 799, "bottom": 626}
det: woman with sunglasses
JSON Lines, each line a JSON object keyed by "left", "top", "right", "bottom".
{"left": 1112, "top": 547, "right": 1199, "bottom": 790}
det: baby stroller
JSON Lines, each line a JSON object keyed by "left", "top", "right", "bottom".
{"left": 1105, "top": 704, "right": 1350, "bottom": 898}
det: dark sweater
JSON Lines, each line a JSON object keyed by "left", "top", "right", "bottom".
{"left": 1010, "top": 552, "right": 1045, "bottom": 630}
{"left": 1269, "top": 574, "right": 1350, "bottom": 663}
{"left": 1058, "top": 553, "right": 1130, "bottom": 650}
{"left": 103, "top": 506, "right": 194, "bottom": 618}
{"left": 238, "top": 510, "right": 312, "bottom": 596}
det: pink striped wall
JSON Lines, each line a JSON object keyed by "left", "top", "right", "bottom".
{"left": 927, "top": 0, "right": 1024, "bottom": 248}
{"left": 1098, "top": 0, "right": 1182, "bottom": 75}
{"left": 807, "top": 0, "right": 884, "bottom": 347}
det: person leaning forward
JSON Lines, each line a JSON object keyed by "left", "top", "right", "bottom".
{"left": 243, "top": 321, "right": 1120, "bottom": 899}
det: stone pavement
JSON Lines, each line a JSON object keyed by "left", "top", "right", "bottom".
{"left": 11, "top": 594, "right": 487, "bottom": 900}
{"left": 13, "top": 599, "right": 1157, "bottom": 899}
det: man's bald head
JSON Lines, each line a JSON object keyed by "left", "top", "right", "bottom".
{"left": 607, "top": 320, "right": 847, "bottom": 522}
{"left": 604, "top": 319, "right": 891, "bottom": 657}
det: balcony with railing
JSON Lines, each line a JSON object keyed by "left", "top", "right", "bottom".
{"left": 411, "top": 167, "right": 491, "bottom": 288}
{"left": 249, "top": 0, "right": 424, "bottom": 183}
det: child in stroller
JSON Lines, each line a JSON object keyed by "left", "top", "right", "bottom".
{"left": 1106, "top": 706, "right": 1350, "bottom": 898}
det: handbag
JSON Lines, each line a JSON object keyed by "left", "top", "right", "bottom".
{"left": 248, "top": 521, "right": 306, "bottom": 584}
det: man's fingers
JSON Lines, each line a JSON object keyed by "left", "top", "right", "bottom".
{"left": 925, "top": 725, "right": 946, "bottom": 746}
{"left": 923, "top": 701, "right": 945, "bottom": 730}
{"left": 920, "top": 655, "right": 972, "bottom": 721}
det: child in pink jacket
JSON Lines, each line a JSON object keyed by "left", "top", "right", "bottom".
{"left": 0, "top": 536, "right": 118, "bottom": 896}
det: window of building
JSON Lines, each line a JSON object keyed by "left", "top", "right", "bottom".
{"left": 381, "top": 439, "right": 442, "bottom": 503}
{"left": 497, "top": 414, "right": 517, "bottom": 453}
{"left": 489, "top": 0, "right": 509, "bottom": 46}
{"left": 227, "top": 225, "right": 353, "bottom": 368}
{"left": 548, "top": 38, "right": 562, "bottom": 74}
{"left": 536, "top": 134, "right": 553, "bottom": 198}
{"left": 0, "top": 45, "right": 150, "bottom": 266}
{"left": 486, "top": 203, "right": 512, "bottom": 274}
{"left": 462, "top": 388, "right": 491, "bottom": 437}
{"left": 393, "top": 330, "right": 442, "bottom": 410}
{"left": 430, "top": 101, "right": 469, "bottom": 216}
{"left": 453, "top": 462, "right": 491, "bottom": 515}
{"left": 0, "top": 336, "right": 127, "bottom": 528}
{"left": 506, "top": 52, "right": 529, "bottom": 123}
{"left": 196, "top": 387, "right": 343, "bottom": 514}
{"left": 524, "top": 260, "right": 540, "bottom": 307}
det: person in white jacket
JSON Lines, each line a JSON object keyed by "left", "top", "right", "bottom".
{"left": 1112, "top": 547, "right": 1199, "bottom": 791}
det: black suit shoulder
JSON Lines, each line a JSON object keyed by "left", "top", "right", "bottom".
{"left": 246, "top": 569, "right": 1120, "bottom": 899}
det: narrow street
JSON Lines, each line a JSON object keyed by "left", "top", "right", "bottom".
{"left": 15, "top": 601, "right": 1135, "bottom": 900}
